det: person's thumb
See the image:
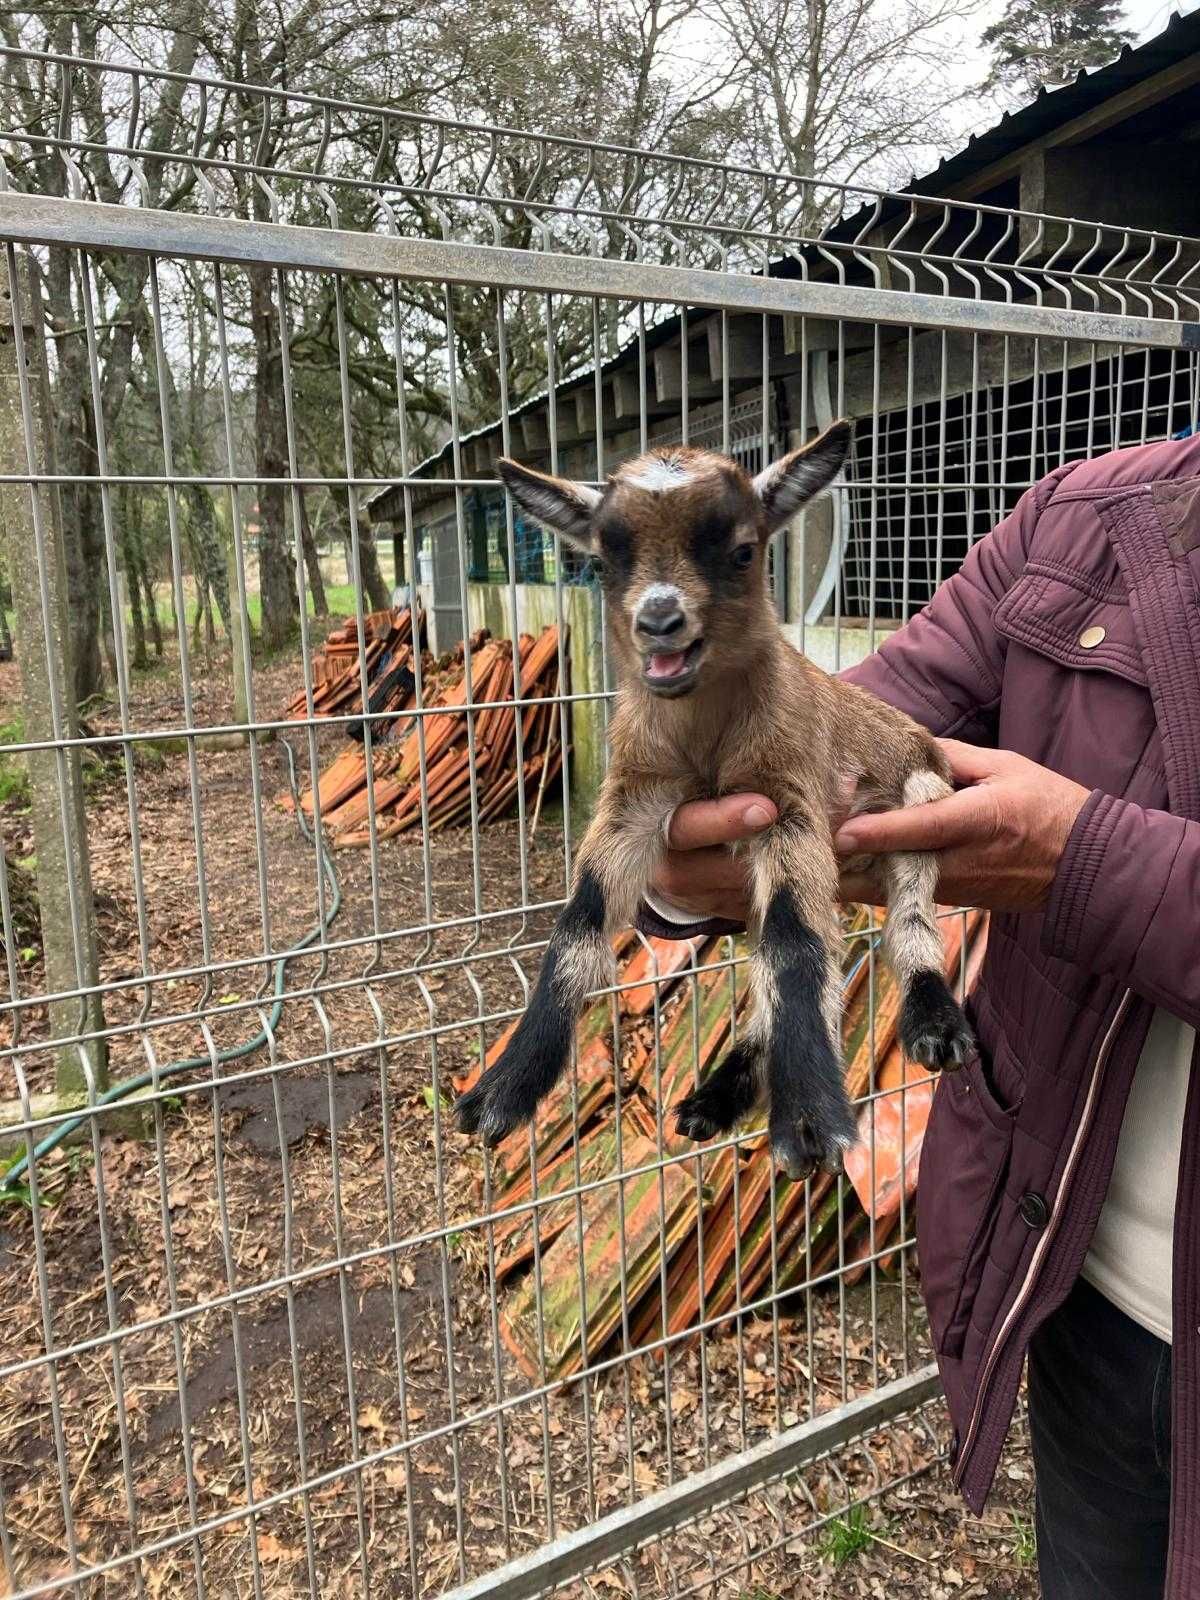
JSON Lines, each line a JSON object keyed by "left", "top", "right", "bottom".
{"left": 666, "top": 794, "right": 777, "bottom": 850}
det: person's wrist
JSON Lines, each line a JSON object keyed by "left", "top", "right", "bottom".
{"left": 1040, "top": 788, "right": 1110, "bottom": 957}
{"left": 643, "top": 886, "right": 706, "bottom": 926}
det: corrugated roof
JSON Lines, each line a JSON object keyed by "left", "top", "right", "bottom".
{"left": 909, "top": 7, "right": 1200, "bottom": 198}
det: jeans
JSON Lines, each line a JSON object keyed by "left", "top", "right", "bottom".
{"left": 1028, "top": 1275, "right": 1172, "bottom": 1600}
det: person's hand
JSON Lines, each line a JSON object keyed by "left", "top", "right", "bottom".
{"left": 835, "top": 739, "right": 1090, "bottom": 912}
{"left": 649, "top": 795, "right": 778, "bottom": 925}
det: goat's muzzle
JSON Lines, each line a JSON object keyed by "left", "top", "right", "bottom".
{"left": 633, "top": 587, "right": 704, "bottom": 695}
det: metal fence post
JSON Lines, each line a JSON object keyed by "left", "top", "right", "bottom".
{"left": 0, "top": 252, "right": 107, "bottom": 1096}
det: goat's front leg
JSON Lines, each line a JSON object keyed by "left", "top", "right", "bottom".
{"left": 675, "top": 815, "right": 856, "bottom": 1180}
{"left": 456, "top": 786, "right": 670, "bottom": 1146}
{"left": 882, "top": 770, "right": 975, "bottom": 1070}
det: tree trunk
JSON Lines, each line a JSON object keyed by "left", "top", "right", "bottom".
{"left": 357, "top": 522, "right": 392, "bottom": 612}
{"left": 127, "top": 560, "right": 148, "bottom": 669}
{"left": 46, "top": 259, "right": 105, "bottom": 703}
{"left": 297, "top": 491, "right": 327, "bottom": 616}
{"left": 334, "top": 497, "right": 389, "bottom": 611}
{"left": 143, "top": 565, "right": 163, "bottom": 660}
{"left": 37, "top": 243, "right": 105, "bottom": 702}
{"left": 249, "top": 266, "right": 295, "bottom": 651}
{"left": 122, "top": 491, "right": 149, "bottom": 670}
{"left": 191, "top": 579, "right": 206, "bottom": 653}
{"left": 100, "top": 571, "right": 118, "bottom": 686}
{"left": 0, "top": 258, "right": 107, "bottom": 1094}
{"left": 0, "top": 579, "right": 12, "bottom": 661}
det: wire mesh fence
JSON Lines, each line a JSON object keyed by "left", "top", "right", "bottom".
{"left": 0, "top": 47, "right": 1196, "bottom": 1600}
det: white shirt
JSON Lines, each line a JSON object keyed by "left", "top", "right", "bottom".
{"left": 1081, "top": 1007, "right": 1195, "bottom": 1344}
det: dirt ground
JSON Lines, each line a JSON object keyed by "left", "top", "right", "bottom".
{"left": 0, "top": 636, "right": 1039, "bottom": 1599}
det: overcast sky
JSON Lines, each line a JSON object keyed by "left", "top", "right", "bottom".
{"left": 669, "top": 0, "right": 1195, "bottom": 194}
{"left": 1127, "top": 0, "right": 1194, "bottom": 36}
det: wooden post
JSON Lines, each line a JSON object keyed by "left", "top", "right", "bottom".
{"left": 0, "top": 254, "right": 107, "bottom": 1096}
{"left": 227, "top": 538, "right": 250, "bottom": 733}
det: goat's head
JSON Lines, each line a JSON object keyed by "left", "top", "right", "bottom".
{"left": 496, "top": 420, "right": 850, "bottom": 697}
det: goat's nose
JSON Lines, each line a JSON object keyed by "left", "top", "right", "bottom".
{"left": 636, "top": 597, "right": 686, "bottom": 638}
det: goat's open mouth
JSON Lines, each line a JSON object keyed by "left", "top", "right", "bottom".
{"left": 642, "top": 637, "right": 704, "bottom": 695}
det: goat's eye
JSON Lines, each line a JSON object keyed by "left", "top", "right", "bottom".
{"left": 731, "top": 544, "right": 754, "bottom": 570}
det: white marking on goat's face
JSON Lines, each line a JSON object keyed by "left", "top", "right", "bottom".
{"left": 632, "top": 582, "right": 685, "bottom": 615}
{"left": 623, "top": 456, "right": 695, "bottom": 493}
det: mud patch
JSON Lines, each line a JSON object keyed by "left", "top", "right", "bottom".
{"left": 143, "top": 1260, "right": 441, "bottom": 1448}
{"left": 220, "top": 1069, "right": 376, "bottom": 1154}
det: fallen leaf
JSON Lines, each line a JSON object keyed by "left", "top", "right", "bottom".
{"left": 257, "top": 1531, "right": 302, "bottom": 1562}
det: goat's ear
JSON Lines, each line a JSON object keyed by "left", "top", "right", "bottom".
{"left": 752, "top": 420, "right": 850, "bottom": 533}
{"left": 497, "top": 458, "right": 601, "bottom": 552}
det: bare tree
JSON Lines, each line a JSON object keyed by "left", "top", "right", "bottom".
{"left": 1, "top": 9, "right": 204, "bottom": 695}
{"left": 697, "top": 0, "right": 980, "bottom": 205}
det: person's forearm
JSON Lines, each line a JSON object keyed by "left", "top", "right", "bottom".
{"left": 1042, "top": 792, "right": 1200, "bottom": 1028}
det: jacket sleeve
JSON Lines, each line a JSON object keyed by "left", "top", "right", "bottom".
{"left": 1042, "top": 791, "right": 1200, "bottom": 1027}
{"left": 840, "top": 461, "right": 1078, "bottom": 736}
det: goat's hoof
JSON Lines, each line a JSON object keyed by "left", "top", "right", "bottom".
{"left": 900, "top": 971, "right": 974, "bottom": 1072}
{"left": 769, "top": 1117, "right": 854, "bottom": 1183}
{"left": 674, "top": 1085, "right": 734, "bottom": 1143}
{"left": 455, "top": 1078, "right": 527, "bottom": 1147}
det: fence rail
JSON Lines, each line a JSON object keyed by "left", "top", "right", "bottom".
{"left": 0, "top": 45, "right": 1196, "bottom": 1600}
{"left": 5, "top": 193, "right": 1200, "bottom": 353}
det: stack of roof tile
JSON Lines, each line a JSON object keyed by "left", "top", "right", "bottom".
{"left": 453, "top": 907, "right": 987, "bottom": 1380}
{"left": 281, "top": 622, "right": 564, "bottom": 846}
{"left": 283, "top": 606, "right": 420, "bottom": 723}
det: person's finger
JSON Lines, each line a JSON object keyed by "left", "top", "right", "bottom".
{"left": 666, "top": 794, "right": 777, "bottom": 850}
{"left": 937, "top": 738, "right": 1010, "bottom": 785}
{"left": 834, "top": 783, "right": 1001, "bottom": 855}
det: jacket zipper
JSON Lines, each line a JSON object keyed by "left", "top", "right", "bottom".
{"left": 952, "top": 987, "right": 1133, "bottom": 1485}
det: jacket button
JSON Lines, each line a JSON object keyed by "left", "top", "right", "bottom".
{"left": 1019, "top": 1192, "right": 1049, "bottom": 1229}
{"left": 1079, "top": 625, "right": 1106, "bottom": 649}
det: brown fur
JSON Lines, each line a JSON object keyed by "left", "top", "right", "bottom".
{"left": 566, "top": 438, "right": 950, "bottom": 943}
{"left": 456, "top": 424, "right": 972, "bottom": 1175}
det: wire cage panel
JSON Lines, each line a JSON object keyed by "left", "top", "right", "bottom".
{"left": 0, "top": 48, "right": 1197, "bottom": 1600}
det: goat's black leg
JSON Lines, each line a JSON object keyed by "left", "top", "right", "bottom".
{"left": 882, "top": 771, "right": 975, "bottom": 1071}
{"left": 758, "top": 882, "right": 857, "bottom": 1180}
{"left": 456, "top": 868, "right": 609, "bottom": 1145}
{"left": 720, "top": 815, "right": 856, "bottom": 1180}
{"left": 674, "top": 1039, "right": 762, "bottom": 1142}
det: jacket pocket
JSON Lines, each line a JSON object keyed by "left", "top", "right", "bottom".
{"left": 917, "top": 1045, "right": 1019, "bottom": 1362}
{"left": 993, "top": 562, "right": 1146, "bottom": 689}
{"left": 991, "top": 562, "right": 1158, "bottom": 798}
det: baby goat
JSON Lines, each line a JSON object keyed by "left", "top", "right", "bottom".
{"left": 456, "top": 421, "right": 973, "bottom": 1179}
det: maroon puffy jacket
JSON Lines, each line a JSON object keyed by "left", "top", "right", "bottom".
{"left": 642, "top": 432, "right": 1200, "bottom": 1595}
{"left": 843, "top": 433, "right": 1200, "bottom": 1598}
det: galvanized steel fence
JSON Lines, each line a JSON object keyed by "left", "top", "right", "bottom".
{"left": 0, "top": 47, "right": 1196, "bottom": 1600}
